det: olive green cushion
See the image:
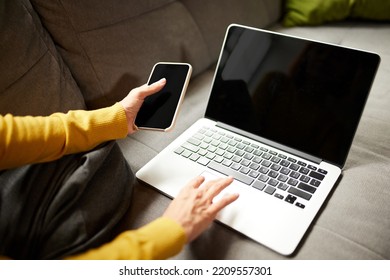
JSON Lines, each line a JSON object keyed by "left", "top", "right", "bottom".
{"left": 283, "top": 0, "right": 390, "bottom": 27}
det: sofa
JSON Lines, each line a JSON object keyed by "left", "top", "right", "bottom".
{"left": 1, "top": 0, "right": 389, "bottom": 259}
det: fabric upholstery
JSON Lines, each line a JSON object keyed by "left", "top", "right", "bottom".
{"left": 0, "top": 0, "right": 85, "bottom": 116}
{"left": 181, "top": 0, "right": 281, "bottom": 64}
{"left": 31, "top": 0, "right": 281, "bottom": 109}
{"left": 31, "top": 0, "right": 211, "bottom": 108}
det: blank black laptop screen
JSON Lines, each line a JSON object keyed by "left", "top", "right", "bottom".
{"left": 205, "top": 26, "right": 380, "bottom": 167}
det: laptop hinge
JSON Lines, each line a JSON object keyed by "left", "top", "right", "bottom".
{"left": 216, "top": 122, "right": 323, "bottom": 165}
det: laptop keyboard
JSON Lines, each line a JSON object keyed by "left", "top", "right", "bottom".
{"left": 174, "top": 126, "right": 328, "bottom": 209}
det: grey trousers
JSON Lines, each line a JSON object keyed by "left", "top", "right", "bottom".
{"left": 0, "top": 141, "right": 133, "bottom": 259}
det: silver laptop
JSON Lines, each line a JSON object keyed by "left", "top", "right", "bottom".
{"left": 136, "top": 24, "right": 380, "bottom": 255}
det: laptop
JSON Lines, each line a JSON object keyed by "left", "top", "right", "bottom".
{"left": 136, "top": 24, "right": 380, "bottom": 255}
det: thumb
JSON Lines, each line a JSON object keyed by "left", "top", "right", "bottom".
{"left": 138, "top": 78, "right": 166, "bottom": 99}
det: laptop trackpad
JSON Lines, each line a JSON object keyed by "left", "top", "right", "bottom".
{"left": 199, "top": 170, "right": 221, "bottom": 182}
{"left": 199, "top": 170, "right": 240, "bottom": 203}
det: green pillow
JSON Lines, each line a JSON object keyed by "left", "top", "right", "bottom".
{"left": 352, "top": 0, "right": 390, "bottom": 20}
{"left": 283, "top": 0, "right": 390, "bottom": 27}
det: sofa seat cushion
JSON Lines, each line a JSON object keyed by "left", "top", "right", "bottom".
{"left": 0, "top": 0, "right": 85, "bottom": 116}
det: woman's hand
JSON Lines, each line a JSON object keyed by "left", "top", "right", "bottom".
{"left": 119, "top": 78, "right": 166, "bottom": 134}
{"left": 163, "top": 176, "right": 239, "bottom": 243}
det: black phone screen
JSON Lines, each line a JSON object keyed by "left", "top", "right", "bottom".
{"left": 135, "top": 63, "right": 191, "bottom": 130}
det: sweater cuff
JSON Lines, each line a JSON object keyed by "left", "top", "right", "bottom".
{"left": 87, "top": 102, "right": 129, "bottom": 141}
{"left": 135, "top": 217, "right": 187, "bottom": 259}
{"left": 65, "top": 217, "right": 186, "bottom": 260}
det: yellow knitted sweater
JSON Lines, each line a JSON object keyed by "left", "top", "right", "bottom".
{"left": 0, "top": 103, "right": 185, "bottom": 259}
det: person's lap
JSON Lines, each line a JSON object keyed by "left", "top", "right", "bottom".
{"left": 0, "top": 141, "right": 133, "bottom": 259}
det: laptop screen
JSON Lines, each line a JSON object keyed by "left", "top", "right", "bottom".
{"left": 205, "top": 25, "right": 380, "bottom": 167}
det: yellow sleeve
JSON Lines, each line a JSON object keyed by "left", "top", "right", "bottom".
{"left": 1, "top": 104, "right": 188, "bottom": 260}
{"left": 0, "top": 103, "right": 128, "bottom": 170}
{"left": 66, "top": 217, "right": 187, "bottom": 260}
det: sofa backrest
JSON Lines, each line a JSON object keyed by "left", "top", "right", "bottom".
{"left": 31, "top": 0, "right": 281, "bottom": 109}
{"left": 0, "top": 0, "right": 86, "bottom": 116}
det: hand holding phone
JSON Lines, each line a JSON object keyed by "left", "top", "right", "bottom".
{"left": 135, "top": 62, "right": 192, "bottom": 131}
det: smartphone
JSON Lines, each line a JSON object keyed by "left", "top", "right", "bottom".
{"left": 135, "top": 62, "right": 192, "bottom": 131}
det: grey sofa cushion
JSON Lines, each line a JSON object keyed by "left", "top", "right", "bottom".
{"left": 31, "top": 0, "right": 212, "bottom": 109}
{"left": 0, "top": 0, "right": 85, "bottom": 116}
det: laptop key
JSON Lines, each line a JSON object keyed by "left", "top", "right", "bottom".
{"left": 318, "top": 169, "right": 328, "bottom": 175}
{"left": 231, "top": 163, "right": 241, "bottom": 170}
{"left": 214, "top": 156, "right": 224, "bottom": 163}
{"left": 249, "top": 162, "right": 259, "bottom": 170}
{"left": 297, "top": 182, "right": 316, "bottom": 194}
{"left": 290, "top": 171, "right": 300, "bottom": 179}
{"left": 288, "top": 187, "right": 312, "bottom": 200}
{"left": 277, "top": 174, "right": 288, "bottom": 182}
{"left": 280, "top": 167, "right": 290, "bottom": 175}
{"left": 300, "top": 175, "right": 311, "bottom": 183}
{"left": 182, "top": 142, "right": 199, "bottom": 153}
{"left": 253, "top": 156, "right": 262, "bottom": 163}
{"left": 197, "top": 157, "right": 210, "bottom": 166}
{"left": 259, "top": 174, "right": 269, "bottom": 182}
{"left": 262, "top": 153, "right": 272, "bottom": 160}
{"left": 287, "top": 178, "right": 298, "bottom": 186}
{"left": 275, "top": 193, "right": 284, "bottom": 200}
{"left": 285, "top": 194, "right": 297, "bottom": 204}
{"left": 239, "top": 167, "right": 250, "bottom": 174}
{"left": 253, "top": 180, "right": 266, "bottom": 191}
{"left": 244, "top": 153, "right": 253, "bottom": 160}
{"left": 187, "top": 137, "right": 201, "bottom": 146}
{"left": 271, "top": 156, "right": 281, "bottom": 163}
{"left": 259, "top": 166, "right": 269, "bottom": 174}
{"left": 295, "top": 202, "right": 305, "bottom": 209}
{"left": 249, "top": 170, "right": 259, "bottom": 178}
{"left": 299, "top": 167, "right": 310, "bottom": 175}
{"left": 264, "top": 186, "right": 276, "bottom": 195}
{"left": 268, "top": 170, "right": 278, "bottom": 178}
{"left": 189, "top": 154, "right": 200, "bottom": 162}
{"left": 175, "top": 146, "right": 185, "bottom": 154}
{"left": 269, "top": 178, "right": 279, "bottom": 186}
{"left": 261, "top": 160, "right": 272, "bottom": 167}
{"left": 308, "top": 165, "right": 317, "bottom": 171}
{"left": 309, "top": 170, "right": 325, "bottom": 181}
{"left": 182, "top": 150, "right": 192, "bottom": 158}
{"left": 287, "top": 157, "right": 297, "bottom": 163}
{"left": 271, "top": 163, "right": 281, "bottom": 171}
{"left": 278, "top": 182, "right": 289, "bottom": 191}
{"left": 232, "top": 155, "right": 242, "bottom": 163}
{"left": 280, "top": 159, "right": 290, "bottom": 167}
{"left": 206, "top": 152, "right": 215, "bottom": 160}
{"left": 289, "top": 163, "right": 300, "bottom": 171}
{"left": 310, "top": 179, "right": 321, "bottom": 187}
{"left": 207, "top": 160, "right": 254, "bottom": 185}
